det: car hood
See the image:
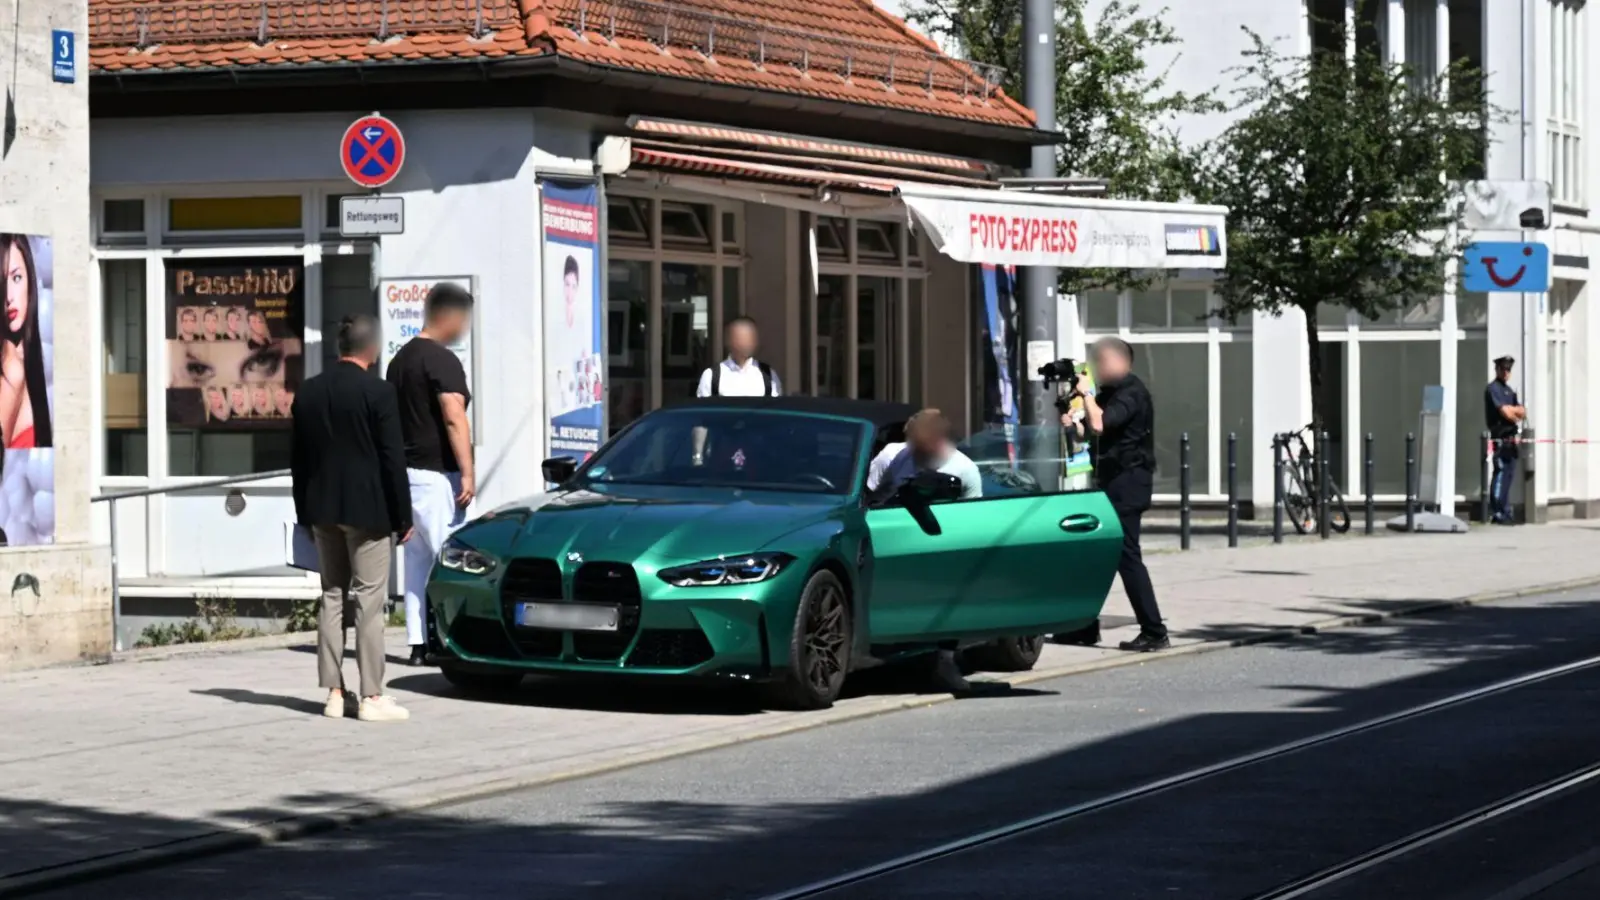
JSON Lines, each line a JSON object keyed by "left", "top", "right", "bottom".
{"left": 466, "top": 485, "right": 846, "bottom": 566}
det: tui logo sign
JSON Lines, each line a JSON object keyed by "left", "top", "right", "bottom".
{"left": 1163, "top": 224, "right": 1223, "bottom": 257}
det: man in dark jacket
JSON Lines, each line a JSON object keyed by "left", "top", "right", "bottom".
{"left": 1485, "top": 355, "right": 1526, "bottom": 524}
{"left": 1056, "top": 337, "right": 1169, "bottom": 652}
{"left": 292, "top": 314, "right": 413, "bottom": 722}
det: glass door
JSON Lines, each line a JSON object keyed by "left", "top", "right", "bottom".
{"left": 857, "top": 276, "right": 902, "bottom": 401}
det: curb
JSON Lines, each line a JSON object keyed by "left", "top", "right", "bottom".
{"left": 5, "top": 575, "right": 1599, "bottom": 897}
{"left": 113, "top": 627, "right": 409, "bottom": 665}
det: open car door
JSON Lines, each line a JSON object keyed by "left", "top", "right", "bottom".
{"left": 864, "top": 430, "right": 1123, "bottom": 644}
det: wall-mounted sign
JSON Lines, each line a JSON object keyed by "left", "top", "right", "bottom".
{"left": 1462, "top": 242, "right": 1551, "bottom": 293}
{"left": 339, "top": 114, "right": 405, "bottom": 189}
{"left": 339, "top": 195, "right": 404, "bottom": 236}
{"left": 50, "top": 30, "right": 74, "bottom": 84}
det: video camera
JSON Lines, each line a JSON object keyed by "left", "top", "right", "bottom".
{"left": 1038, "top": 358, "right": 1081, "bottom": 416}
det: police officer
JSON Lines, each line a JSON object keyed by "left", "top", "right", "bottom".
{"left": 1056, "top": 337, "right": 1169, "bottom": 652}
{"left": 1485, "top": 355, "right": 1526, "bottom": 524}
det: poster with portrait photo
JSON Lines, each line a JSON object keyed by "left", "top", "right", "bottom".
{"left": 541, "top": 181, "right": 603, "bottom": 462}
{"left": 0, "top": 234, "right": 56, "bottom": 547}
{"left": 165, "top": 260, "right": 305, "bottom": 430}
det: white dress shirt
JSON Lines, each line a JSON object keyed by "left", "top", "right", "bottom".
{"left": 696, "top": 357, "right": 784, "bottom": 397}
{"left": 866, "top": 442, "right": 984, "bottom": 500}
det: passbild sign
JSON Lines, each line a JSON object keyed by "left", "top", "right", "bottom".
{"left": 899, "top": 189, "right": 1228, "bottom": 270}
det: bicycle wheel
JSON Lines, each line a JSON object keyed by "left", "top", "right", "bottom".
{"left": 1326, "top": 483, "right": 1352, "bottom": 533}
{"left": 1282, "top": 466, "right": 1316, "bottom": 535}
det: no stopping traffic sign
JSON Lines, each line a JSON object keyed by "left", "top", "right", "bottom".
{"left": 340, "top": 115, "right": 406, "bottom": 189}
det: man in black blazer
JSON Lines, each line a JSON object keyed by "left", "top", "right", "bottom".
{"left": 291, "top": 314, "right": 413, "bottom": 723}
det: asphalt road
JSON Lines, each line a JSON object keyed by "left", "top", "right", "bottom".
{"left": 35, "top": 590, "right": 1600, "bottom": 900}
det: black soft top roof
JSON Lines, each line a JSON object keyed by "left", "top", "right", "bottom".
{"left": 671, "top": 396, "right": 918, "bottom": 429}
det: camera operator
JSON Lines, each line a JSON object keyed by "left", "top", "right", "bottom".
{"left": 1055, "top": 337, "right": 1169, "bottom": 653}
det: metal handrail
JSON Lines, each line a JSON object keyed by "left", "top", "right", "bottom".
{"left": 96, "top": 468, "right": 294, "bottom": 653}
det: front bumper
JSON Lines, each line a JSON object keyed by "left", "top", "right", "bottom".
{"left": 427, "top": 564, "right": 798, "bottom": 678}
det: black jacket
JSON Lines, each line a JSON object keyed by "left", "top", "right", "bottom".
{"left": 1092, "top": 373, "right": 1156, "bottom": 496}
{"left": 291, "top": 360, "right": 412, "bottom": 535}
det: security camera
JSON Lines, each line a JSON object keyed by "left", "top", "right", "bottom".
{"left": 1519, "top": 207, "right": 1548, "bottom": 230}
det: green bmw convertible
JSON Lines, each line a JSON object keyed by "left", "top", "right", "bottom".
{"left": 426, "top": 397, "right": 1124, "bottom": 709}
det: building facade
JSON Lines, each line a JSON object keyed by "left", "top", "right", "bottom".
{"left": 0, "top": 0, "right": 109, "bottom": 669}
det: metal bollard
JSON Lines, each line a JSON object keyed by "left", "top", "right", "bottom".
{"left": 1363, "top": 433, "right": 1375, "bottom": 535}
{"left": 1272, "top": 434, "right": 1285, "bottom": 544}
{"left": 1179, "top": 432, "right": 1192, "bottom": 551}
{"left": 1317, "top": 431, "right": 1331, "bottom": 540}
{"left": 1405, "top": 432, "right": 1417, "bottom": 533}
{"left": 1226, "top": 432, "right": 1238, "bottom": 549}
{"left": 1480, "top": 431, "right": 1492, "bottom": 524}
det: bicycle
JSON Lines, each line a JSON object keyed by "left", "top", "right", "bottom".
{"left": 1279, "top": 425, "right": 1351, "bottom": 535}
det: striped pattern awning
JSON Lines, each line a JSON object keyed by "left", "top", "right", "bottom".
{"left": 626, "top": 117, "right": 993, "bottom": 174}
{"left": 629, "top": 146, "right": 900, "bottom": 194}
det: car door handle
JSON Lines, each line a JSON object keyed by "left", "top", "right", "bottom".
{"left": 1059, "top": 514, "right": 1100, "bottom": 534}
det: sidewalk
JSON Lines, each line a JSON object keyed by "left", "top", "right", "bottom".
{"left": 3, "top": 522, "right": 1598, "bottom": 891}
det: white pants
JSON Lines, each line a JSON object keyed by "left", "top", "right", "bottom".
{"left": 404, "top": 468, "right": 465, "bottom": 646}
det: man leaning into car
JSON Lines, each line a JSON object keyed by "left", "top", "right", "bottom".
{"left": 865, "top": 409, "right": 992, "bottom": 694}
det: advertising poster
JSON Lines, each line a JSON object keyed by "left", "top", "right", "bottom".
{"left": 540, "top": 180, "right": 603, "bottom": 462}
{"left": 0, "top": 234, "right": 55, "bottom": 546}
{"left": 977, "top": 263, "right": 1020, "bottom": 464}
{"left": 165, "top": 260, "right": 305, "bottom": 429}
{"left": 378, "top": 277, "right": 474, "bottom": 391}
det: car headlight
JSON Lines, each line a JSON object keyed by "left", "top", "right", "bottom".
{"left": 438, "top": 538, "right": 498, "bottom": 576}
{"left": 658, "top": 552, "right": 794, "bottom": 587}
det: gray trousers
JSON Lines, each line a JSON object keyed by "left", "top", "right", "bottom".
{"left": 313, "top": 524, "right": 392, "bottom": 699}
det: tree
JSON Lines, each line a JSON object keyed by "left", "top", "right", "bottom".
{"left": 905, "top": 0, "right": 1217, "bottom": 292}
{"left": 1187, "top": 20, "right": 1490, "bottom": 436}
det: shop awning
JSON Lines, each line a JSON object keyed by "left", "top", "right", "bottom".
{"left": 895, "top": 182, "right": 1228, "bottom": 270}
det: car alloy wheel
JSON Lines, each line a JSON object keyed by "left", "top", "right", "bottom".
{"left": 767, "top": 570, "right": 852, "bottom": 710}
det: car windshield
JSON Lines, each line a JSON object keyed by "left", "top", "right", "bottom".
{"left": 958, "top": 425, "right": 1091, "bottom": 497}
{"left": 577, "top": 409, "right": 865, "bottom": 495}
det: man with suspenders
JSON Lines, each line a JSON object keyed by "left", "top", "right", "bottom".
{"left": 697, "top": 316, "right": 782, "bottom": 399}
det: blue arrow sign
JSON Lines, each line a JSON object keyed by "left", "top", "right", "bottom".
{"left": 1462, "top": 242, "right": 1550, "bottom": 293}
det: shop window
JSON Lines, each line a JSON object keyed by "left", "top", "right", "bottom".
{"left": 1316, "top": 303, "right": 1351, "bottom": 329}
{"left": 1170, "top": 289, "right": 1211, "bottom": 330}
{"left": 660, "top": 202, "right": 712, "bottom": 249}
{"left": 720, "top": 266, "right": 742, "bottom": 338}
{"left": 101, "top": 199, "right": 146, "bottom": 238}
{"left": 1456, "top": 335, "right": 1489, "bottom": 494}
{"left": 1219, "top": 341, "right": 1253, "bottom": 500}
{"left": 661, "top": 263, "right": 712, "bottom": 406}
{"left": 816, "top": 274, "right": 848, "bottom": 396}
{"left": 1081, "top": 290, "right": 1118, "bottom": 331}
{"left": 608, "top": 197, "right": 650, "bottom": 246}
{"left": 167, "top": 196, "right": 302, "bottom": 233}
{"left": 908, "top": 279, "right": 925, "bottom": 406}
{"left": 720, "top": 210, "right": 742, "bottom": 251}
{"left": 163, "top": 257, "right": 306, "bottom": 476}
{"left": 1359, "top": 340, "right": 1440, "bottom": 494}
{"left": 855, "top": 221, "right": 900, "bottom": 263}
{"left": 1130, "top": 289, "right": 1166, "bottom": 329}
{"left": 320, "top": 254, "right": 374, "bottom": 371}
{"left": 1131, "top": 343, "right": 1209, "bottom": 494}
{"left": 816, "top": 217, "right": 849, "bottom": 261}
{"left": 607, "top": 260, "right": 649, "bottom": 430}
{"left": 103, "top": 259, "right": 147, "bottom": 476}
{"left": 322, "top": 193, "right": 356, "bottom": 237}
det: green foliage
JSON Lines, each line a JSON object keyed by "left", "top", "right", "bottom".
{"left": 134, "top": 599, "right": 264, "bottom": 648}
{"left": 1188, "top": 17, "right": 1491, "bottom": 426}
{"left": 284, "top": 599, "right": 319, "bottom": 633}
{"left": 906, "top": 0, "right": 1218, "bottom": 291}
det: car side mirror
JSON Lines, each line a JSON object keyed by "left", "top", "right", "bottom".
{"left": 541, "top": 456, "right": 578, "bottom": 484}
{"left": 896, "top": 470, "right": 964, "bottom": 506}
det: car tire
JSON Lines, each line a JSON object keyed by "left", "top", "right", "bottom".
{"left": 766, "top": 570, "right": 852, "bottom": 711}
{"left": 439, "top": 665, "right": 524, "bottom": 695}
{"left": 965, "top": 636, "right": 1045, "bottom": 673}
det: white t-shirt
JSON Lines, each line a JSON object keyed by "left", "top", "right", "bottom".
{"left": 866, "top": 442, "right": 983, "bottom": 500}
{"left": 696, "top": 358, "right": 784, "bottom": 397}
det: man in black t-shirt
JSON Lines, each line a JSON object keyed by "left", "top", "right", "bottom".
{"left": 387, "top": 283, "right": 475, "bottom": 665}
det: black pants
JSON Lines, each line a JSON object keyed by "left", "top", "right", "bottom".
{"left": 1104, "top": 470, "right": 1166, "bottom": 637}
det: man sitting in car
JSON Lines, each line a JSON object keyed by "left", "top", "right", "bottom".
{"left": 865, "top": 409, "right": 983, "bottom": 506}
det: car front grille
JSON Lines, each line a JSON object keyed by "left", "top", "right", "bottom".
{"left": 500, "top": 557, "right": 566, "bottom": 658}
{"left": 626, "top": 628, "right": 714, "bottom": 669}
{"left": 447, "top": 615, "right": 518, "bottom": 660}
{"left": 571, "top": 562, "right": 643, "bottom": 661}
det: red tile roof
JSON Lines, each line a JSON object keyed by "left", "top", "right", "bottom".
{"left": 89, "top": 0, "right": 1035, "bottom": 129}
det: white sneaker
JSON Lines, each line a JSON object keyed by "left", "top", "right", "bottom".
{"left": 323, "top": 690, "right": 346, "bottom": 719}
{"left": 358, "top": 695, "right": 411, "bottom": 722}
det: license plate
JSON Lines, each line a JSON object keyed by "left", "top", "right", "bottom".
{"left": 515, "top": 602, "right": 619, "bottom": 632}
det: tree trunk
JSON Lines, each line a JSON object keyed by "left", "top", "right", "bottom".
{"left": 1302, "top": 302, "right": 1326, "bottom": 505}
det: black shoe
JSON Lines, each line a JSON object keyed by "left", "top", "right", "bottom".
{"left": 1052, "top": 622, "right": 1101, "bottom": 647}
{"left": 1118, "top": 632, "right": 1170, "bottom": 653}
{"left": 931, "top": 650, "right": 972, "bottom": 693}
{"left": 408, "top": 645, "right": 428, "bottom": 666}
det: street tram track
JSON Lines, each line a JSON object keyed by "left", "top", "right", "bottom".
{"left": 751, "top": 651, "right": 1600, "bottom": 900}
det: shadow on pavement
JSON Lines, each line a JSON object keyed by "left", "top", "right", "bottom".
{"left": 6, "top": 594, "right": 1600, "bottom": 899}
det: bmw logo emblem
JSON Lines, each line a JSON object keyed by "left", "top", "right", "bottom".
{"left": 565, "top": 551, "right": 583, "bottom": 564}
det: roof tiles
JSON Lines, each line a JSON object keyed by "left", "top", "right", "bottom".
{"left": 89, "top": 0, "right": 1034, "bottom": 129}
